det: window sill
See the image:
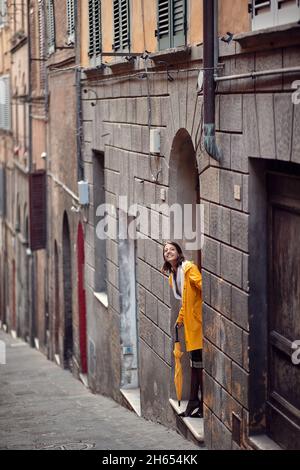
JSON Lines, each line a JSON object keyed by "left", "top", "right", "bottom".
{"left": 150, "top": 46, "right": 191, "bottom": 65}
{"left": 107, "top": 57, "right": 135, "bottom": 73}
{"left": 248, "top": 434, "right": 282, "bottom": 451}
{"left": 94, "top": 291, "right": 108, "bottom": 309}
{"left": 234, "top": 22, "right": 300, "bottom": 49}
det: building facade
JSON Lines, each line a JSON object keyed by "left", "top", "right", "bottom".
{"left": 80, "top": 0, "right": 300, "bottom": 450}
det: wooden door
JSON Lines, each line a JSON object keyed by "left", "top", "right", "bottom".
{"left": 267, "top": 172, "right": 300, "bottom": 449}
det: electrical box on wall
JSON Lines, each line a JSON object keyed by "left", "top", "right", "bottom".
{"left": 150, "top": 128, "right": 161, "bottom": 155}
{"left": 78, "top": 181, "right": 89, "bottom": 205}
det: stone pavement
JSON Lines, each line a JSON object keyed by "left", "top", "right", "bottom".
{"left": 0, "top": 331, "right": 200, "bottom": 450}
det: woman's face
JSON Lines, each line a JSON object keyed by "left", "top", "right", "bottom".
{"left": 164, "top": 243, "right": 179, "bottom": 264}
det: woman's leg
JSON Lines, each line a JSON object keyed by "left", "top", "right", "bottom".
{"left": 179, "top": 349, "right": 203, "bottom": 417}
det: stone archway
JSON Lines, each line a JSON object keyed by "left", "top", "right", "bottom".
{"left": 62, "top": 212, "right": 73, "bottom": 370}
{"left": 169, "top": 128, "right": 200, "bottom": 263}
{"left": 168, "top": 128, "right": 201, "bottom": 403}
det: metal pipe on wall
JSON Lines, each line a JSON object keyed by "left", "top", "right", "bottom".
{"left": 203, "top": 0, "right": 220, "bottom": 161}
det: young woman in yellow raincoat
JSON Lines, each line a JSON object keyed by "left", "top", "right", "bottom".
{"left": 162, "top": 241, "right": 203, "bottom": 418}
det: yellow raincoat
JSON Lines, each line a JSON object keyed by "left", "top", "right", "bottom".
{"left": 169, "top": 261, "right": 203, "bottom": 352}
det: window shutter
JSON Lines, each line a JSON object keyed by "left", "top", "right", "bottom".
{"left": 0, "top": 76, "right": 10, "bottom": 131}
{"left": 113, "top": 0, "right": 130, "bottom": 51}
{"left": 157, "top": 0, "right": 186, "bottom": 50}
{"left": 157, "top": 0, "right": 170, "bottom": 50}
{"left": 0, "top": 0, "right": 6, "bottom": 26}
{"left": 67, "top": 0, "right": 75, "bottom": 43}
{"left": 0, "top": 166, "right": 5, "bottom": 218}
{"left": 276, "top": 0, "right": 300, "bottom": 26}
{"left": 38, "top": 0, "right": 46, "bottom": 89}
{"left": 29, "top": 170, "right": 47, "bottom": 251}
{"left": 47, "top": 0, "right": 55, "bottom": 54}
{"left": 173, "top": 0, "right": 186, "bottom": 47}
{"left": 88, "top": 0, "right": 102, "bottom": 61}
{"left": 251, "top": 0, "right": 300, "bottom": 29}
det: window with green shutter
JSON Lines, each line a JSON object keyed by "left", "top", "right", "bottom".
{"left": 46, "top": 0, "right": 55, "bottom": 54}
{"left": 113, "top": 0, "right": 130, "bottom": 51}
{"left": 157, "top": 0, "right": 186, "bottom": 50}
{"left": 67, "top": 0, "right": 75, "bottom": 44}
{"left": 88, "top": 0, "right": 102, "bottom": 66}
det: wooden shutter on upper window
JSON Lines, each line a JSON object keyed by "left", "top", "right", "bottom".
{"left": 0, "top": 0, "right": 7, "bottom": 26}
{"left": 157, "top": 0, "right": 170, "bottom": 50}
{"left": 29, "top": 170, "right": 47, "bottom": 251}
{"left": 172, "top": 0, "right": 186, "bottom": 47}
{"left": 47, "top": 0, "right": 55, "bottom": 53}
{"left": 0, "top": 76, "right": 10, "bottom": 131}
{"left": 157, "top": 0, "right": 186, "bottom": 50}
{"left": 88, "top": 0, "right": 102, "bottom": 58}
{"left": 113, "top": 0, "right": 130, "bottom": 51}
{"left": 67, "top": 0, "right": 75, "bottom": 43}
{"left": 38, "top": 0, "right": 46, "bottom": 89}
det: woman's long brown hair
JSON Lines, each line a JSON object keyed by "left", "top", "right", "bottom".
{"left": 161, "top": 241, "right": 185, "bottom": 275}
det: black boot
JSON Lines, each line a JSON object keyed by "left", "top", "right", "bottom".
{"left": 179, "top": 367, "right": 203, "bottom": 418}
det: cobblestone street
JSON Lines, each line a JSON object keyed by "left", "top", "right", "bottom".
{"left": 0, "top": 331, "right": 199, "bottom": 451}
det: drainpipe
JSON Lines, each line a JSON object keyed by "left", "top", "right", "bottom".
{"left": 75, "top": 0, "right": 84, "bottom": 182}
{"left": 203, "top": 0, "right": 221, "bottom": 160}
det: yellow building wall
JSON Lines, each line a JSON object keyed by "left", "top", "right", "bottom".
{"left": 131, "top": 0, "right": 157, "bottom": 53}
{"left": 189, "top": 0, "right": 203, "bottom": 45}
{"left": 80, "top": 0, "right": 89, "bottom": 67}
{"left": 219, "top": 0, "right": 250, "bottom": 36}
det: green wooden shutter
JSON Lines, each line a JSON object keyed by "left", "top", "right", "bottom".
{"left": 157, "top": 0, "right": 186, "bottom": 50}
{"left": 67, "top": 0, "right": 75, "bottom": 43}
{"left": 172, "top": 0, "right": 186, "bottom": 47}
{"left": 88, "top": 0, "right": 102, "bottom": 59}
{"left": 157, "top": 0, "right": 171, "bottom": 50}
{"left": 113, "top": 0, "right": 130, "bottom": 51}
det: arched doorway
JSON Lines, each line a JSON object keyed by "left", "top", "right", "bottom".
{"left": 77, "top": 223, "right": 87, "bottom": 374}
{"left": 54, "top": 241, "right": 60, "bottom": 359}
{"left": 169, "top": 128, "right": 200, "bottom": 263}
{"left": 63, "top": 213, "right": 73, "bottom": 370}
{"left": 168, "top": 128, "right": 201, "bottom": 402}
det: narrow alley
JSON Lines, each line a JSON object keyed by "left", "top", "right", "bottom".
{"left": 0, "top": 330, "right": 199, "bottom": 451}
